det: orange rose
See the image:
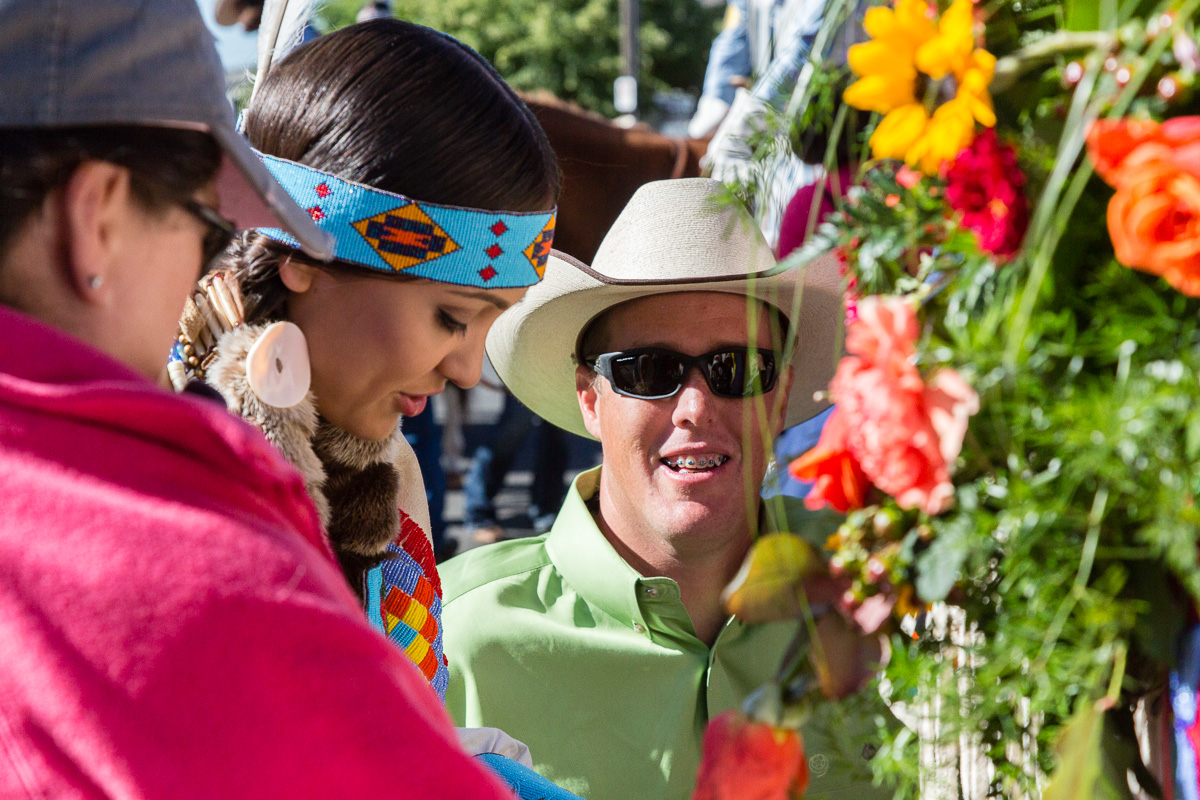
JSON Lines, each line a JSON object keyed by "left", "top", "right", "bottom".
{"left": 789, "top": 409, "right": 871, "bottom": 513}
{"left": 1087, "top": 116, "right": 1200, "bottom": 296}
{"left": 693, "top": 711, "right": 810, "bottom": 800}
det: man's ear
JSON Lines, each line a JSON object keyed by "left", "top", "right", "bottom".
{"left": 62, "top": 161, "right": 131, "bottom": 303}
{"left": 576, "top": 365, "right": 604, "bottom": 440}
{"left": 773, "top": 365, "right": 794, "bottom": 436}
{"left": 278, "top": 256, "right": 316, "bottom": 293}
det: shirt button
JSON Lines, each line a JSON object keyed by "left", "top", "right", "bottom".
{"left": 633, "top": 622, "right": 646, "bottom": 634}
{"left": 643, "top": 586, "right": 658, "bottom": 598}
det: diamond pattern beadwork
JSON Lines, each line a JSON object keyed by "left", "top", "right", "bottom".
{"left": 352, "top": 204, "right": 461, "bottom": 271}
{"left": 523, "top": 214, "right": 556, "bottom": 278}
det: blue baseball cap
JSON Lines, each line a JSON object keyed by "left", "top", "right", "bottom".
{"left": 0, "top": 0, "right": 334, "bottom": 261}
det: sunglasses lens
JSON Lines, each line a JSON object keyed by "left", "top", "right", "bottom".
{"left": 610, "top": 352, "right": 685, "bottom": 398}
{"left": 183, "top": 199, "right": 237, "bottom": 276}
{"left": 706, "top": 350, "right": 776, "bottom": 397}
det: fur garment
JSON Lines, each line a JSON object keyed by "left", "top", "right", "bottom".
{"left": 204, "top": 320, "right": 432, "bottom": 600}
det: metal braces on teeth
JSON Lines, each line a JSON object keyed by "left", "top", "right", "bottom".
{"left": 669, "top": 455, "right": 727, "bottom": 469}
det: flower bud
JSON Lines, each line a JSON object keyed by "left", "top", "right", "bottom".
{"left": 694, "top": 710, "right": 810, "bottom": 800}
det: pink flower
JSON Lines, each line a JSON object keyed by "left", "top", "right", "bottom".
{"left": 896, "top": 165, "right": 922, "bottom": 189}
{"left": 944, "top": 129, "right": 1029, "bottom": 257}
{"left": 831, "top": 297, "right": 979, "bottom": 515}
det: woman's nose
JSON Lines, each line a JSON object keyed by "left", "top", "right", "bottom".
{"left": 440, "top": 332, "right": 487, "bottom": 389}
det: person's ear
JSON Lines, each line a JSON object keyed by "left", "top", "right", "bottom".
{"left": 61, "top": 161, "right": 132, "bottom": 304}
{"left": 576, "top": 364, "right": 604, "bottom": 440}
{"left": 278, "top": 256, "right": 316, "bottom": 293}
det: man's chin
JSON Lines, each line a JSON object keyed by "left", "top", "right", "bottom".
{"left": 653, "top": 499, "right": 749, "bottom": 541}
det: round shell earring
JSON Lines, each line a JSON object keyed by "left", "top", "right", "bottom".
{"left": 246, "top": 321, "right": 312, "bottom": 408}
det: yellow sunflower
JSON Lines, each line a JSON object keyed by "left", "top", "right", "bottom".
{"left": 843, "top": 0, "right": 996, "bottom": 175}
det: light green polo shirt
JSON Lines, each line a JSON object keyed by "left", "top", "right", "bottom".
{"left": 442, "top": 467, "right": 887, "bottom": 800}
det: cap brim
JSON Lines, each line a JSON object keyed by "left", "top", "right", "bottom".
{"left": 487, "top": 250, "right": 842, "bottom": 441}
{"left": 210, "top": 122, "right": 334, "bottom": 261}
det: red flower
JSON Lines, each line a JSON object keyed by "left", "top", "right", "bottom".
{"left": 943, "top": 129, "right": 1029, "bottom": 257}
{"left": 694, "top": 711, "right": 810, "bottom": 800}
{"left": 790, "top": 409, "right": 871, "bottom": 513}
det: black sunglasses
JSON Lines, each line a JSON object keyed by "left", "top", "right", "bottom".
{"left": 181, "top": 199, "right": 237, "bottom": 271}
{"left": 588, "top": 347, "right": 778, "bottom": 400}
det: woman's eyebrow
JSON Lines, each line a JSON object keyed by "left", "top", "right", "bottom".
{"left": 447, "top": 288, "right": 512, "bottom": 310}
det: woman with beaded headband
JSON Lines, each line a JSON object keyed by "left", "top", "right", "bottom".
{"left": 171, "top": 19, "right": 559, "bottom": 718}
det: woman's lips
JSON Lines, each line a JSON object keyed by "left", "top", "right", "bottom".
{"left": 397, "top": 393, "right": 428, "bottom": 417}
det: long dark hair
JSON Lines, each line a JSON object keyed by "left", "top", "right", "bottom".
{"left": 227, "top": 19, "right": 560, "bottom": 322}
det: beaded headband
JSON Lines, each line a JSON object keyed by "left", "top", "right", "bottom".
{"left": 255, "top": 152, "right": 556, "bottom": 289}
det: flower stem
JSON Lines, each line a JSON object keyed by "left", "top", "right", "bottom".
{"left": 991, "top": 31, "right": 1114, "bottom": 94}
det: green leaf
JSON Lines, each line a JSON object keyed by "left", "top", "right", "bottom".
{"left": 914, "top": 515, "right": 972, "bottom": 603}
{"left": 1043, "top": 704, "right": 1134, "bottom": 800}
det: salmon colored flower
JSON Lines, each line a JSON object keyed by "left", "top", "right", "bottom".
{"left": 794, "top": 298, "right": 979, "bottom": 516}
{"left": 896, "top": 165, "right": 922, "bottom": 189}
{"left": 790, "top": 409, "right": 871, "bottom": 513}
{"left": 845, "top": 0, "right": 995, "bottom": 174}
{"left": 694, "top": 711, "right": 810, "bottom": 800}
{"left": 1086, "top": 116, "right": 1200, "bottom": 296}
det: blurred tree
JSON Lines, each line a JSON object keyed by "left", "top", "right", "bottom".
{"left": 318, "top": 0, "right": 721, "bottom": 116}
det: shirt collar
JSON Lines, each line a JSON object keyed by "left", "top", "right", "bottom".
{"left": 545, "top": 467, "right": 656, "bottom": 631}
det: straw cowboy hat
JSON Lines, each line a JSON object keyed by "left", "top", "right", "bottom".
{"left": 486, "top": 177, "right": 843, "bottom": 440}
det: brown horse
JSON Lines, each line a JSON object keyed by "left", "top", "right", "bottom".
{"left": 522, "top": 92, "right": 708, "bottom": 264}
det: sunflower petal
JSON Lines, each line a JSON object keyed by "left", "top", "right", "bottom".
{"left": 845, "top": 74, "right": 918, "bottom": 114}
{"left": 870, "top": 104, "right": 930, "bottom": 161}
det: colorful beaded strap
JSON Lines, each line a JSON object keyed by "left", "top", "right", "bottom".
{"left": 255, "top": 152, "right": 556, "bottom": 289}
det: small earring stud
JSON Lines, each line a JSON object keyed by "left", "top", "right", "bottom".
{"left": 87, "top": 275, "right": 104, "bottom": 289}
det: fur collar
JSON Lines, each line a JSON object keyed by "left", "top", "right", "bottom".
{"left": 203, "top": 320, "right": 432, "bottom": 599}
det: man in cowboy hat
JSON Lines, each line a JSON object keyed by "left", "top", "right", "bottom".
{"left": 440, "top": 178, "right": 886, "bottom": 800}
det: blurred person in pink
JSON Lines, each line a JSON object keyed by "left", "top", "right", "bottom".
{"left": 0, "top": 1, "right": 517, "bottom": 797}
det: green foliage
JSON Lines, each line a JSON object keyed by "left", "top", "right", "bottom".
{"left": 317, "top": 0, "right": 722, "bottom": 115}
{"left": 729, "top": 0, "right": 1200, "bottom": 794}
